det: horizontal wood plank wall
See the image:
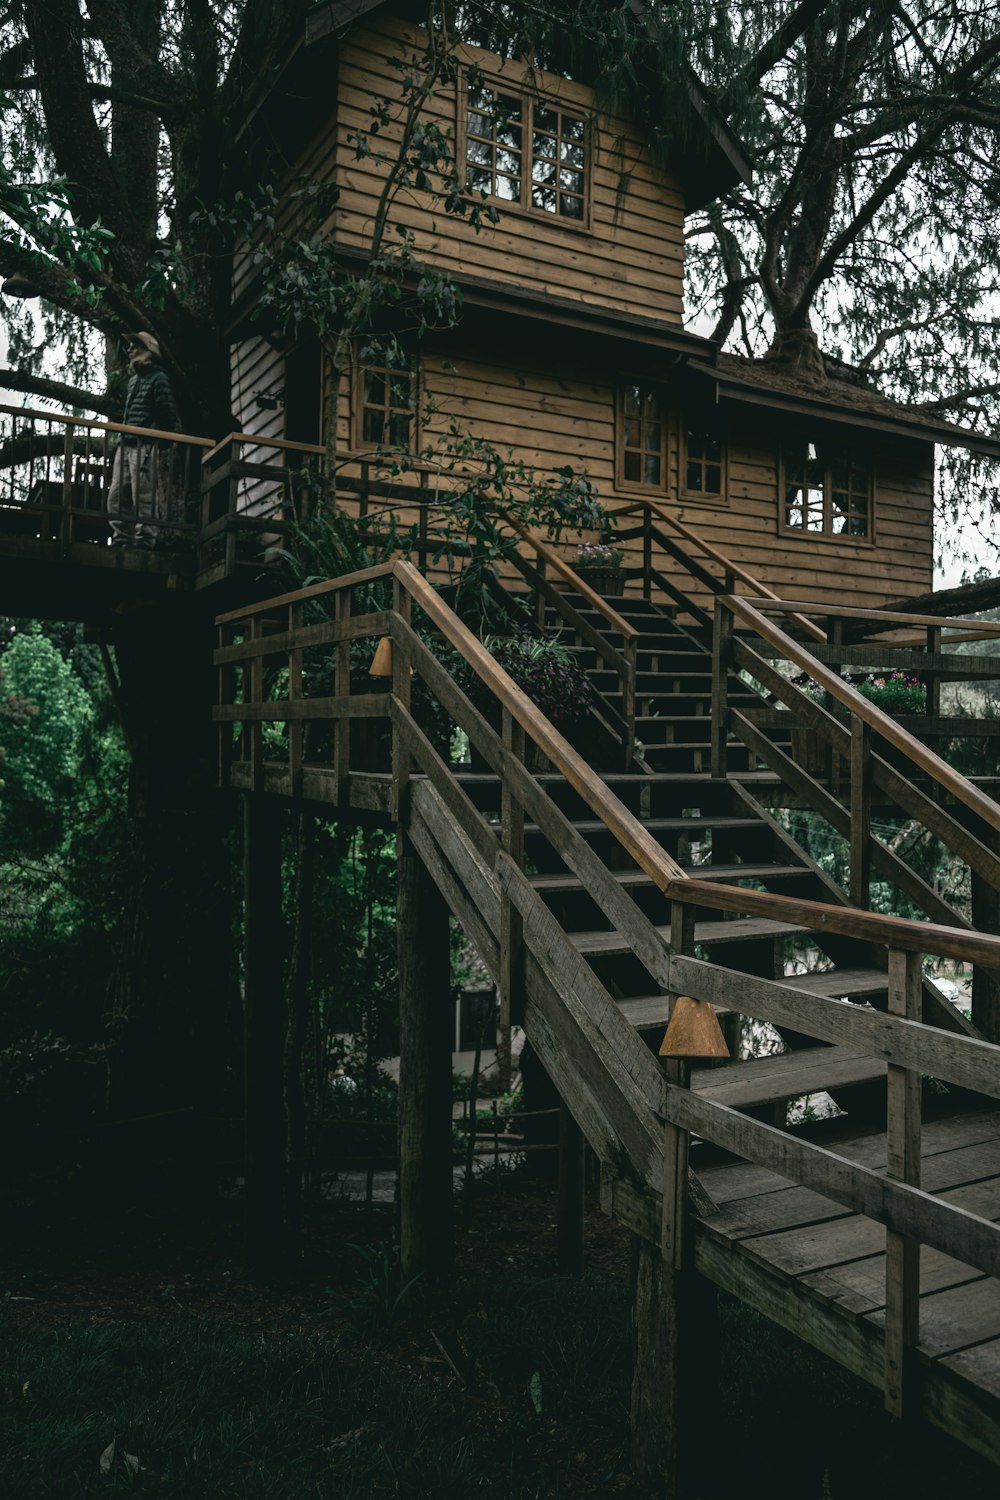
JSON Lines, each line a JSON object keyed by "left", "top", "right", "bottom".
{"left": 649, "top": 421, "right": 935, "bottom": 612}
{"left": 229, "top": 338, "right": 289, "bottom": 517}
{"left": 334, "top": 353, "right": 935, "bottom": 613}
{"left": 331, "top": 19, "right": 685, "bottom": 322}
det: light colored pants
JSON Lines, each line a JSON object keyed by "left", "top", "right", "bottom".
{"left": 107, "top": 443, "right": 166, "bottom": 545}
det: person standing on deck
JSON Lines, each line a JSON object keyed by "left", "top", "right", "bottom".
{"left": 107, "top": 332, "right": 178, "bottom": 549}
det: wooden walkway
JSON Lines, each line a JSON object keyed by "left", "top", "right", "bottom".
{"left": 691, "top": 1106, "right": 1000, "bottom": 1464}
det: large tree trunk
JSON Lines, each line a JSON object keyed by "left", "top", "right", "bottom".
{"left": 106, "top": 603, "right": 237, "bottom": 1185}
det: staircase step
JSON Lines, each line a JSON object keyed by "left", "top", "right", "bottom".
{"left": 692, "top": 1045, "right": 886, "bottom": 1111}
{"left": 571, "top": 916, "right": 806, "bottom": 958}
{"left": 777, "top": 967, "right": 889, "bottom": 999}
{"left": 522, "top": 816, "right": 763, "bottom": 837}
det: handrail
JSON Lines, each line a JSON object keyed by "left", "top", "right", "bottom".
{"left": 664, "top": 877, "right": 1000, "bottom": 966}
{"left": 0, "top": 402, "right": 214, "bottom": 448}
{"left": 504, "top": 516, "right": 639, "bottom": 644}
{"left": 724, "top": 593, "right": 1000, "bottom": 836}
{"left": 732, "top": 595, "right": 1000, "bottom": 639}
{"left": 215, "top": 557, "right": 1000, "bottom": 965}
{"left": 618, "top": 493, "right": 827, "bottom": 643}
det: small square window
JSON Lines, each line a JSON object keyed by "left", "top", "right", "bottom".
{"left": 463, "top": 78, "right": 588, "bottom": 225}
{"left": 356, "top": 355, "right": 416, "bottom": 451}
{"left": 783, "top": 443, "right": 872, "bottom": 538}
{"left": 619, "top": 383, "right": 666, "bottom": 490}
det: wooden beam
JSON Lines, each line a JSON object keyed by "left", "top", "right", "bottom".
{"left": 397, "top": 832, "right": 454, "bottom": 1289}
{"left": 242, "top": 794, "right": 286, "bottom": 1275}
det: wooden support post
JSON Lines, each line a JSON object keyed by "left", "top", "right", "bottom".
{"left": 850, "top": 714, "right": 872, "bottom": 909}
{"left": 623, "top": 637, "right": 637, "bottom": 767}
{"left": 398, "top": 833, "right": 454, "bottom": 1288}
{"left": 288, "top": 601, "right": 303, "bottom": 796}
{"left": 972, "top": 823, "right": 1000, "bottom": 1044}
{"left": 391, "top": 579, "right": 412, "bottom": 823}
{"left": 498, "top": 707, "right": 525, "bottom": 1090}
{"left": 242, "top": 794, "right": 286, "bottom": 1275}
{"left": 711, "top": 599, "right": 731, "bottom": 780}
{"left": 249, "top": 617, "right": 264, "bottom": 794}
{"left": 333, "top": 587, "right": 350, "bottom": 803}
{"left": 557, "top": 1100, "right": 585, "bottom": 1277}
{"left": 884, "top": 947, "right": 922, "bottom": 1418}
{"left": 926, "top": 626, "right": 941, "bottom": 719}
{"left": 642, "top": 507, "right": 652, "bottom": 600}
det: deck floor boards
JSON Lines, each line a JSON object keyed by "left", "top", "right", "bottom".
{"left": 693, "top": 1105, "right": 1000, "bottom": 1464}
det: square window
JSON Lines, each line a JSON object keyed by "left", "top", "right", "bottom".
{"left": 462, "top": 78, "right": 588, "bottom": 224}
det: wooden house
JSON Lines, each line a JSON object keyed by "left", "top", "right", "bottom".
{"left": 227, "top": 0, "right": 1000, "bottom": 613}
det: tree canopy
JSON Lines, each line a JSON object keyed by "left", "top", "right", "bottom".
{"left": 2, "top": 0, "right": 1000, "bottom": 465}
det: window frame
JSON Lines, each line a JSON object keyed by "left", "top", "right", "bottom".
{"left": 679, "top": 409, "right": 728, "bottom": 505}
{"left": 351, "top": 351, "right": 421, "bottom": 455}
{"left": 614, "top": 381, "right": 670, "bottom": 495}
{"left": 458, "top": 72, "right": 594, "bottom": 233}
{"left": 779, "top": 439, "right": 876, "bottom": 544}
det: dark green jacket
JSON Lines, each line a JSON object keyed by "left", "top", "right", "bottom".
{"left": 123, "top": 362, "right": 177, "bottom": 435}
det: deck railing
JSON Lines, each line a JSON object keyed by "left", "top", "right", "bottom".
{"left": 0, "top": 403, "right": 212, "bottom": 549}
{"left": 216, "top": 556, "right": 1000, "bottom": 1431}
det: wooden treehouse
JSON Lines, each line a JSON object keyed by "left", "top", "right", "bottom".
{"left": 7, "top": 0, "right": 1000, "bottom": 1488}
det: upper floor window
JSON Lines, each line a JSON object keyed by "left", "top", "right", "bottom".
{"left": 618, "top": 382, "right": 666, "bottom": 490}
{"left": 683, "top": 415, "right": 725, "bottom": 499}
{"left": 354, "top": 354, "right": 416, "bottom": 450}
{"left": 783, "top": 442, "right": 872, "bottom": 538}
{"left": 463, "top": 81, "right": 588, "bottom": 224}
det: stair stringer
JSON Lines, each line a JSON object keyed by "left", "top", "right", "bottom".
{"left": 408, "top": 777, "right": 667, "bottom": 1200}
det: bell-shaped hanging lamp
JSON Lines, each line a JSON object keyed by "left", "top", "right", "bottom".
{"left": 659, "top": 995, "right": 730, "bottom": 1059}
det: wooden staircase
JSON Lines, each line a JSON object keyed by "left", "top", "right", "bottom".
{"left": 217, "top": 555, "right": 1000, "bottom": 1480}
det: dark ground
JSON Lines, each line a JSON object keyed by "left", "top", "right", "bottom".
{"left": 2, "top": 1168, "right": 998, "bottom": 1498}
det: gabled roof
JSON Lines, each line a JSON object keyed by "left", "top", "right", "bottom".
{"left": 686, "top": 353, "right": 1000, "bottom": 460}
{"left": 305, "top": 0, "right": 751, "bottom": 210}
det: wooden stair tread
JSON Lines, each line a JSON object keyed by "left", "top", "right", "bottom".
{"left": 777, "top": 967, "right": 889, "bottom": 998}
{"left": 523, "top": 816, "right": 763, "bottom": 835}
{"left": 571, "top": 916, "right": 806, "bottom": 956}
{"left": 692, "top": 1045, "right": 886, "bottom": 1110}
{"left": 616, "top": 994, "right": 735, "bottom": 1029}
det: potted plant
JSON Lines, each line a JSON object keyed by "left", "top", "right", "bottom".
{"left": 570, "top": 540, "right": 626, "bottom": 596}
{"left": 464, "top": 634, "right": 595, "bottom": 772}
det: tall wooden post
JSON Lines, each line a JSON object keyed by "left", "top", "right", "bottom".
{"left": 557, "top": 1101, "right": 585, "bottom": 1277}
{"left": 398, "top": 833, "right": 454, "bottom": 1288}
{"left": 242, "top": 793, "right": 286, "bottom": 1275}
{"left": 885, "top": 947, "right": 922, "bottom": 1417}
{"left": 972, "top": 825, "right": 1000, "bottom": 1043}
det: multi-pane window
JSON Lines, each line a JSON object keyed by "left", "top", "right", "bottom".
{"left": 683, "top": 418, "right": 724, "bottom": 497}
{"left": 357, "top": 357, "right": 415, "bottom": 450}
{"left": 784, "top": 442, "right": 871, "bottom": 537}
{"left": 619, "top": 383, "right": 665, "bottom": 488}
{"left": 464, "top": 83, "right": 587, "bottom": 222}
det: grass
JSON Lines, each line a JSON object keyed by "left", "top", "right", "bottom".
{"left": 0, "top": 1275, "right": 634, "bottom": 1499}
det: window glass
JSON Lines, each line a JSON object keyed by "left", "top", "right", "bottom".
{"left": 621, "top": 384, "right": 664, "bottom": 488}
{"left": 684, "top": 417, "right": 724, "bottom": 496}
{"left": 785, "top": 444, "right": 870, "bottom": 536}
{"left": 359, "top": 357, "right": 415, "bottom": 449}
{"left": 465, "top": 81, "right": 587, "bottom": 221}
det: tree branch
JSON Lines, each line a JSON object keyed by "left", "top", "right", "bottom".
{"left": 715, "top": 0, "right": 835, "bottom": 118}
{"left": 0, "top": 368, "right": 117, "bottom": 416}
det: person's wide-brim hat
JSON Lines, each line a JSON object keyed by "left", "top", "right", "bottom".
{"left": 130, "top": 331, "right": 161, "bottom": 358}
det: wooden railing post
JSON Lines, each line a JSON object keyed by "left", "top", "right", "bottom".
{"left": 631, "top": 896, "right": 699, "bottom": 1492}
{"left": 884, "top": 946, "right": 922, "bottom": 1418}
{"left": 333, "top": 586, "right": 351, "bottom": 805}
{"left": 557, "top": 1101, "right": 585, "bottom": 1277}
{"left": 248, "top": 615, "right": 264, "bottom": 794}
{"left": 926, "top": 625, "right": 941, "bottom": 720}
{"left": 711, "top": 599, "right": 732, "bottom": 779}
{"left": 498, "top": 705, "right": 525, "bottom": 1090}
{"left": 288, "top": 601, "right": 303, "bottom": 796}
{"left": 850, "top": 713, "right": 872, "bottom": 908}
{"left": 623, "top": 635, "right": 637, "bottom": 766}
{"left": 972, "top": 823, "right": 1000, "bottom": 1043}
{"left": 398, "top": 831, "right": 454, "bottom": 1289}
{"left": 391, "top": 577, "right": 412, "bottom": 822}
{"left": 534, "top": 554, "right": 547, "bottom": 631}
{"left": 60, "top": 423, "right": 74, "bottom": 549}
{"left": 242, "top": 792, "right": 286, "bottom": 1274}
{"left": 642, "top": 506, "right": 652, "bottom": 600}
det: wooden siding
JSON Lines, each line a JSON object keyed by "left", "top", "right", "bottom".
{"left": 330, "top": 348, "right": 935, "bottom": 611}
{"left": 331, "top": 18, "right": 685, "bottom": 322}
